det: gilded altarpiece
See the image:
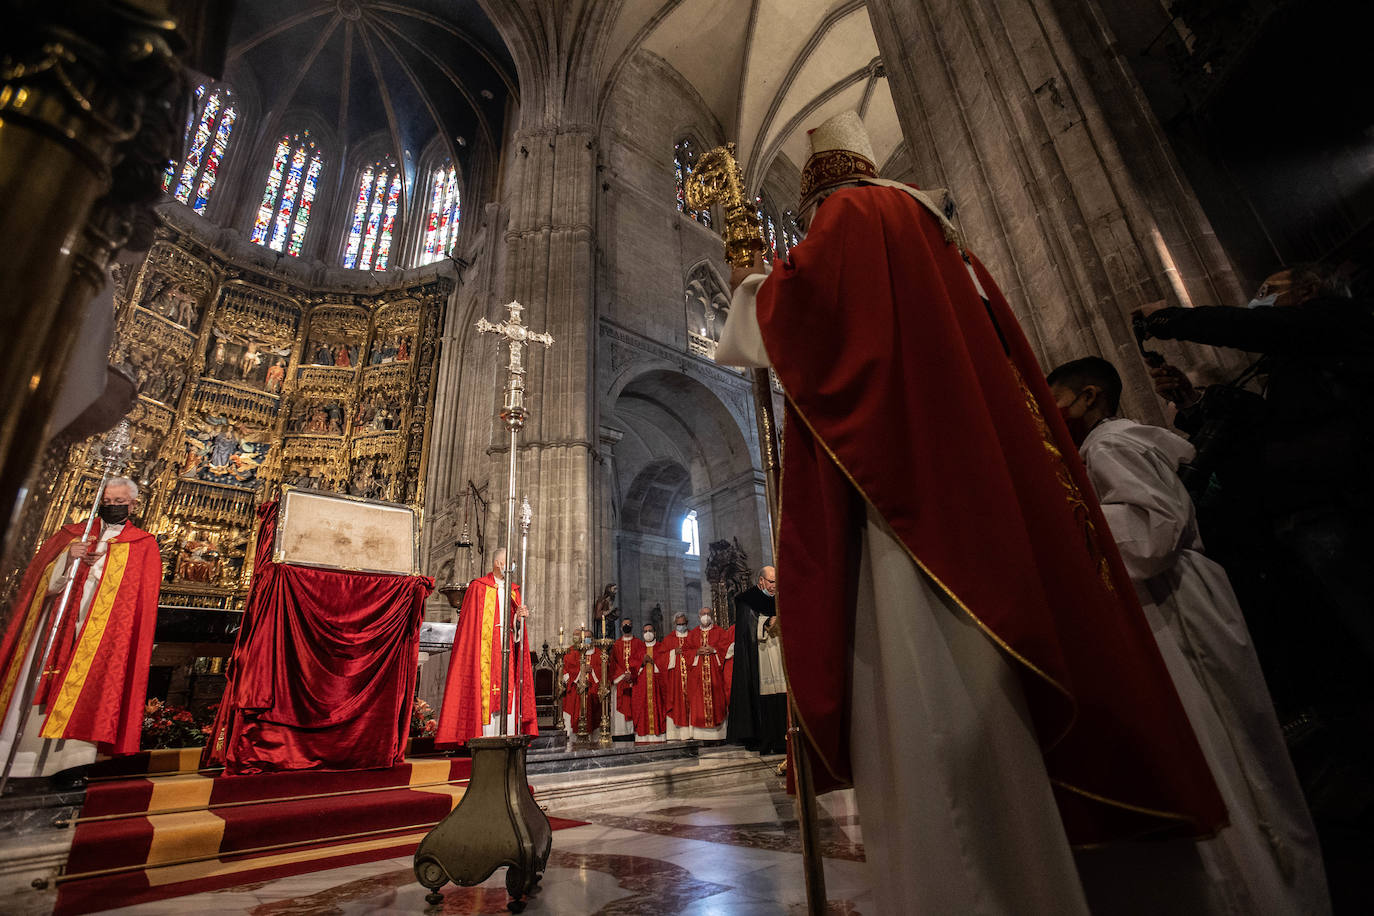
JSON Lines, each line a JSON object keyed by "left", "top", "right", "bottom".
{"left": 41, "top": 225, "right": 448, "bottom": 624}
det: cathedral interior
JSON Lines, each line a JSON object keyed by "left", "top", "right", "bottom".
{"left": 0, "top": 0, "right": 1370, "bottom": 913}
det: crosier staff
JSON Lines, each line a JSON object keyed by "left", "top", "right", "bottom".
{"left": 686, "top": 145, "right": 828, "bottom": 916}
{"left": 0, "top": 420, "right": 132, "bottom": 794}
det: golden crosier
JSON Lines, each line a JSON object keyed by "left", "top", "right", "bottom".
{"left": 683, "top": 143, "right": 766, "bottom": 268}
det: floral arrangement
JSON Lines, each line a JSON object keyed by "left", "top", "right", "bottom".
{"left": 410, "top": 698, "right": 438, "bottom": 738}
{"left": 141, "top": 699, "right": 219, "bottom": 750}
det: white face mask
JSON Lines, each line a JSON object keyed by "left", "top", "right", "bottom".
{"left": 699, "top": 615, "right": 712, "bottom": 627}
{"left": 643, "top": 632, "right": 654, "bottom": 643}
{"left": 675, "top": 624, "right": 688, "bottom": 634}
{"left": 1246, "top": 293, "right": 1278, "bottom": 309}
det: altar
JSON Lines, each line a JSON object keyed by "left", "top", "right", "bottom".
{"left": 203, "top": 491, "right": 432, "bottom": 774}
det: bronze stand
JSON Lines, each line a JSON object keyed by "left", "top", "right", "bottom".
{"left": 414, "top": 302, "right": 553, "bottom": 906}
{"left": 413, "top": 735, "right": 551, "bottom": 904}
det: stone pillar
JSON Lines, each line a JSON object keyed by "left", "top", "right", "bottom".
{"left": 594, "top": 424, "right": 623, "bottom": 596}
{"left": 494, "top": 123, "right": 599, "bottom": 648}
{"left": 865, "top": 0, "right": 1249, "bottom": 420}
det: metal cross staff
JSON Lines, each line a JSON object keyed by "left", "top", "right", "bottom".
{"left": 476, "top": 301, "right": 553, "bottom": 735}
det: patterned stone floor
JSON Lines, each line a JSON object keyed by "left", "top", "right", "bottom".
{"left": 94, "top": 771, "right": 871, "bottom": 914}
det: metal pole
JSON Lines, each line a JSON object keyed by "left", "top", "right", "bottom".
{"left": 498, "top": 422, "right": 517, "bottom": 737}
{"left": 515, "top": 496, "right": 531, "bottom": 732}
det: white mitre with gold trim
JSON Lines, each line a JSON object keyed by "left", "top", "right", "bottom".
{"left": 798, "top": 110, "right": 879, "bottom": 212}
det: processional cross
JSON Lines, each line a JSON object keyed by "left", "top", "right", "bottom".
{"left": 413, "top": 301, "right": 555, "bottom": 906}
{"left": 476, "top": 300, "right": 554, "bottom": 439}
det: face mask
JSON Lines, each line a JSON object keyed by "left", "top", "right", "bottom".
{"left": 699, "top": 615, "right": 712, "bottom": 627}
{"left": 98, "top": 504, "right": 130, "bottom": 525}
{"left": 622, "top": 624, "right": 632, "bottom": 634}
{"left": 643, "top": 632, "right": 654, "bottom": 643}
{"left": 1246, "top": 293, "right": 1278, "bottom": 309}
{"left": 1058, "top": 407, "right": 1089, "bottom": 448}
{"left": 675, "top": 624, "right": 688, "bottom": 635}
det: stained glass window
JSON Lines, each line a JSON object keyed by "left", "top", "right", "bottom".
{"left": 674, "top": 138, "right": 711, "bottom": 228}
{"left": 251, "top": 131, "right": 325, "bottom": 257}
{"left": 164, "top": 85, "right": 236, "bottom": 215}
{"left": 754, "top": 195, "right": 782, "bottom": 259}
{"left": 419, "top": 162, "right": 462, "bottom": 265}
{"left": 783, "top": 210, "right": 803, "bottom": 251}
{"left": 343, "top": 156, "right": 403, "bottom": 271}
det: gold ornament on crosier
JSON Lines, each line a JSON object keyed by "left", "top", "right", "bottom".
{"left": 683, "top": 143, "right": 765, "bottom": 268}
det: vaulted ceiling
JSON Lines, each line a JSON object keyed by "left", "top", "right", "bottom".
{"left": 598, "top": 0, "right": 902, "bottom": 188}
{"left": 223, "top": 0, "right": 516, "bottom": 184}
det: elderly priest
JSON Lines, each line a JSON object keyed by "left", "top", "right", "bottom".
{"left": 0, "top": 477, "right": 161, "bottom": 776}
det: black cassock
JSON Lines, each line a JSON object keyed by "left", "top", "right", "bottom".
{"left": 727, "top": 586, "right": 787, "bottom": 753}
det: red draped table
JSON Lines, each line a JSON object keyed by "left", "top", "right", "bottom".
{"left": 203, "top": 502, "right": 433, "bottom": 774}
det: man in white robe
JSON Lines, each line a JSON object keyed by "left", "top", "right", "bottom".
{"left": 1050, "top": 356, "right": 1330, "bottom": 914}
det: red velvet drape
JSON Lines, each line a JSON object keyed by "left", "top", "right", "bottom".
{"left": 203, "top": 502, "right": 433, "bottom": 774}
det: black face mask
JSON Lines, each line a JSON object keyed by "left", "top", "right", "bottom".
{"left": 621, "top": 624, "right": 632, "bottom": 634}
{"left": 98, "top": 504, "right": 130, "bottom": 525}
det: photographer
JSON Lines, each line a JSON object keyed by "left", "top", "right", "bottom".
{"left": 1135, "top": 264, "right": 1374, "bottom": 728}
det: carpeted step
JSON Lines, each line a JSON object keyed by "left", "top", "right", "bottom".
{"left": 67, "top": 771, "right": 473, "bottom": 876}
{"left": 81, "top": 757, "right": 471, "bottom": 818}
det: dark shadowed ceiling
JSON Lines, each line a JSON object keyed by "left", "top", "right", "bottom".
{"left": 223, "top": 0, "right": 516, "bottom": 172}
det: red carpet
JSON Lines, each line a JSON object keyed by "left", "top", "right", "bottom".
{"left": 55, "top": 756, "right": 583, "bottom": 915}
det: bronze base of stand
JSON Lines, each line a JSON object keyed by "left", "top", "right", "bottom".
{"left": 413, "top": 735, "right": 551, "bottom": 906}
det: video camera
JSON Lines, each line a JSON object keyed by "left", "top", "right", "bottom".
{"left": 1133, "top": 313, "right": 1265, "bottom": 499}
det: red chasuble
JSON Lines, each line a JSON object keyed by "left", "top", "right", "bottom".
{"left": 661, "top": 632, "right": 691, "bottom": 728}
{"left": 633, "top": 641, "right": 669, "bottom": 737}
{"left": 609, "top": 635, "right": 644, "bottom": 721}
{"left": 684, "top": 625, "right": 732, "bottom": 730}
{"left": 758, "top": 184, "right": 1226, "bottom": 845}
{"left": 435, "top": 574, "right": 537, "bottom": 747}
{"left": 0, "top": 522, "right": 160, "bottom": 756}
{"left": 560, "top": 646, "right": 601, "bottom": 733}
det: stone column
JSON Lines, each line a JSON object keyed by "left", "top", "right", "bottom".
{"left": 865, "top": 0, "right": 1249, "bottom": 420}
{"left": 491, "top": 123, "right": 599, "bottom": 649}
{"left": 594, "top": 424, "right": 623, "bottom": 597}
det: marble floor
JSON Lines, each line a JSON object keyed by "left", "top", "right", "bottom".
{"left": 95, "top": 765, "right": 871, "bottom": 915}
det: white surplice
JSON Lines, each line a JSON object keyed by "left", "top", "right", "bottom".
{"left": 1075, "top": 418, "right": 1330, "bottom": 915}
{"left": 0, "top": 522, "right": 126, "bottom": 778}
{"left": 718, "top": 278, "right": 1090, "bottom": 915}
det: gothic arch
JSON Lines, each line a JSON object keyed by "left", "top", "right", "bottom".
{"left": 603, "top": 365, "right": 767, "bottom": 632}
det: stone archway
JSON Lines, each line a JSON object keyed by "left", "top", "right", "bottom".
{"left": 603, "top": 367, "right": 766, "bottom": 635}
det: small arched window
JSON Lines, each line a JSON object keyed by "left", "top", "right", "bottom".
{"left": 163, "top": 84, "right": 238, "bottom": 215}
{"left": 681, "top": 510, "right": 700, "bottom": 557}
{"left": 250, "top": 131, "right": 325, "bottom": 257}
{"left": 419, "top": 161, "right": 461, "bottom": 265}
{"left": 343, "top": 156, "right": 403, "bottom": 271}
{"left": 674, "top": 138, "right": 712, "bottom": 228}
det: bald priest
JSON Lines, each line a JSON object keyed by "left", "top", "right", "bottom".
{"left": 0, "top": 477, "right": 162, "bottom": 776}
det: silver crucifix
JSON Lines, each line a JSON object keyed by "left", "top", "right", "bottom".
{"left": 476, "top": 300, "right": 554, "bottom": 436}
